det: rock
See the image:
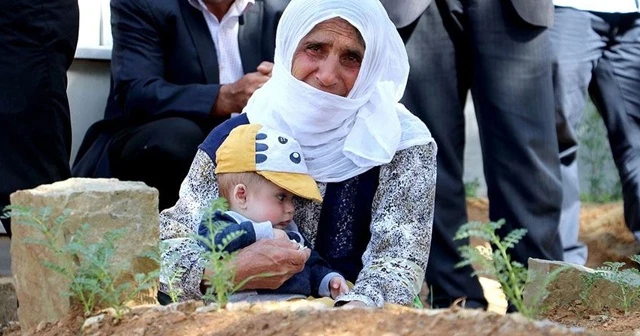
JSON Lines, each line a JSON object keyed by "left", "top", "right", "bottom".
{"left": 166, "top": 300, "right": 204, "bottom": 314}
{"left": 0, "top": 277, "right": 18, "bottom": 325}
{"left": 82, "top": 314, "right": 106, "bottom": 332}
{"left": 9, "top": 178, "right": 160, "bottom": 332}
{"left": 524, "top": 258, "right": 640, "bottom": 316}
{"left": 130, "top": 304, "right": 163, "bottom": 316}
{"left": 35, "top": 320, "right": 49, "bottom": 332}
{"left": 224, "top": 301, "right": 251, "bottom": 312}
{"left": 97, "top": 307, "right": 118, "bottom": 318}
{"left": 246, "top": 299, "right": 332, "bottom": 313}
{"left": 195, "top": 303, "right": 221, "bottom": 314}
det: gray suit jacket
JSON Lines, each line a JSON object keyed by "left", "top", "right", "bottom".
{"left": 381, "top": 0, "right": 553, "bottom": 28}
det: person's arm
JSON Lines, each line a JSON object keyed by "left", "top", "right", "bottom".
{"left": 224, "top": 238, "right": 310, "bottom": 291}
{"left": 110, "top": 0, "right": 220, "bottom": 120}
{"left": 197, "top": 213, "right": 257, "bottom": 253}
{"left": 110, "top": 0, "right": 272, "bottom": 120}
{"left": 306, "top": 250, "right": 343, "bottom": 298}
{"left": 159, "top": 149, "right": 310, "bottom": 300}
{"left": 288, "top": 222, "right": 342, "bottom": 298}
{"left": 159, "top": 150, "right": 221, "bottom": 300}
{"left": 336, "top": 143, "right": 436, "bottom": 307}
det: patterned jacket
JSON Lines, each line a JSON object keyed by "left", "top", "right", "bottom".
{"left": 159, "top": 115, "right": 436, "bottom": 307}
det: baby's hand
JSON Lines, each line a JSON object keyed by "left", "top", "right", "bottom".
{"left": 273, "top": 228, "right": 289, "bottom": 240}
{"left": 329, "top": 276, "right": 349, "bottom": 299}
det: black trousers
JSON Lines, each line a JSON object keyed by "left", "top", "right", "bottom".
{"left": 400, "top": 0, "right": 563, "bottom": 308}
{"left": 0, "top": 0, "right": 79, "bottom": 236}
{"left": 108, "top": 117, "right": 217, "bottom": 211}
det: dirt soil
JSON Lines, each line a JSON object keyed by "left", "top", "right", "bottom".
{"left": 2, "top": 301, "right": 602, "bottom": 336}
{"left": 2, "top": 199, "right": 638, "bottom": 336}
{"left": 466, "top": 198, "right": 640, "bottom": 268}
{"left": 467, "top": 198, "right": 640, "bottom": 335}
{"left": 543, "top": 305, "right": 640, "bottom": 335}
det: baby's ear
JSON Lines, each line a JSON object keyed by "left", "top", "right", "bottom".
{"left": 233, "top": 184, "right": 249, "bottom": 208}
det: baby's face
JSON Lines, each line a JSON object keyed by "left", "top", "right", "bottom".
{"left": 243, "top": 181, "right": 295, "bottom": 229}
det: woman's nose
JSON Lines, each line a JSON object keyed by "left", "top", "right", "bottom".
{"left": 315, "top": 57, "right": 339, "bottom": 87}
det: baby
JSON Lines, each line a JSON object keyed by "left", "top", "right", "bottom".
{"left": 198, "top": 124, "right": 349, "bottom": 301}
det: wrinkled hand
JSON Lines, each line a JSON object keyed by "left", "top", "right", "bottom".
{"left": 329, "top": 276, "right": 349, "bottom": 299}
{"left": 212, "top": 61, "right": 273, "bottom": 117}
{"left": 272, "top": 228, "right": 289, "bottom": 241}
{"left": 233, "top": 238, "right": 310, "bottom": 290}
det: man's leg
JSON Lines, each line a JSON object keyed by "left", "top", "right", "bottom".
{"left": 551, "top": 7, "right": 608, "bottom": 265}
{"left": 0, "top": 0, "right": 79, "bottom": 235}
{"left": 109, "top": 117, "right": 211, "bottom": 210}
{"left": 400, "top": 0, "right": 486, "bottom": 308}
{"left": 589, "top": 12, "right": 640, "bottom": 240}
{"left": 467, "top": 0, "right": 563, "bottom": 267}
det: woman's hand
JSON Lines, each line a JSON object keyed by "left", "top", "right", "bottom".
{"left": 232, "top": 238, "right": 310, "bottom": 290}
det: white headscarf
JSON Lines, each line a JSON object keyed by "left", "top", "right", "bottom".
{"left": 244, "top": 0, "right": 434, "bottom": 183}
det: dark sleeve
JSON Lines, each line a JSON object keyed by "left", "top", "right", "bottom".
{"left": 307, "top": 250, "right": 337, "bottom": 297}
{"left": 286, "top": 231, "right": 303, "bottom": 243}
{"left": 197, "top": 213, "right": 257, "bottom": 253}
{"left": 110, "top": 0, "right": 219, "bottom": 120}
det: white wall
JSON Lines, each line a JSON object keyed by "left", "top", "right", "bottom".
{"left": 67, "top": 0, "right": 113, "bottom": 164}
{"left": 78, "top": 0, "right": 113, "bottom": 49}
{"left": 67, "top": 60, "right": 111, "bottom": 165}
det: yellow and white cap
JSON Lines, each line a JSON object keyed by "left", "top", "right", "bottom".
{"left": 215, "top": 124, "right": 322, "bottom": 202}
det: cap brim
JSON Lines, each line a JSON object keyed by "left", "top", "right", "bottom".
{"left": 258, "top": 171, "right": 323, "bottom": 203}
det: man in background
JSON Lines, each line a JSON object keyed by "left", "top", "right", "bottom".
{"left": 382, "top": 0, "right": 563, "bottom": 310}
{"left": 0, "top": 0, "right": 80, "bottom": 236}
{"left": 73, "top": 0, "right": 289, "bottom": 210}
{"left": 552, "top": 1, "right": 640, "bottom": 265}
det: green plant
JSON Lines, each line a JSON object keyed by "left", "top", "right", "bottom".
{"left": 194, "top": 197, "right": 268, "bottom": 309}
{"left": 584, "top": 256, "right": 640, "bottom": 315}
{"left": 577, "top": 101, "right": 622, "bottom": 203}
{"left": 455, "top": 221, "right": 568, "bottom": 318}
{"left": 3, "top": 205, "right": 159, "bottom": 319}
{"left": 455, "top": 219, "right": 533, "bottom": 315}
{"left": 579, "top": 270, "right": 598, "bottom": 305}
{"left": 464, "top": 178, "right": 481, "bottom": 198}
{"left": 412, "top": 295, "right": 424, "bottom": 309}
{"left": 160, "top": 241, "right": 186, "bottom": 303}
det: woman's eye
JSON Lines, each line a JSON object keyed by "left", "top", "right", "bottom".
{"left": 306, "top": 44, "right": 321, "bottom": 52}
{"left": 343, "top": 55, "right": 362, "bottom": 67}
{"left": 277, "top": 194, "right": 285, "bottom": 201}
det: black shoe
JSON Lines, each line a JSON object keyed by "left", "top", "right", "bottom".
{"left": 157, "top": 291, "right": 174, "bottom": 305}
{"left": 461, "top": 299, "right": 488, "bottom": 310}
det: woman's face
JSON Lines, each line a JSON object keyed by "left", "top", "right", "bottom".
{"left": 291, "top": 18, "right": 365, "bottom": 97}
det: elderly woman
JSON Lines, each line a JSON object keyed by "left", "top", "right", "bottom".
{"left": 159, "top": 0, "right": 436, "bottom": 307}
